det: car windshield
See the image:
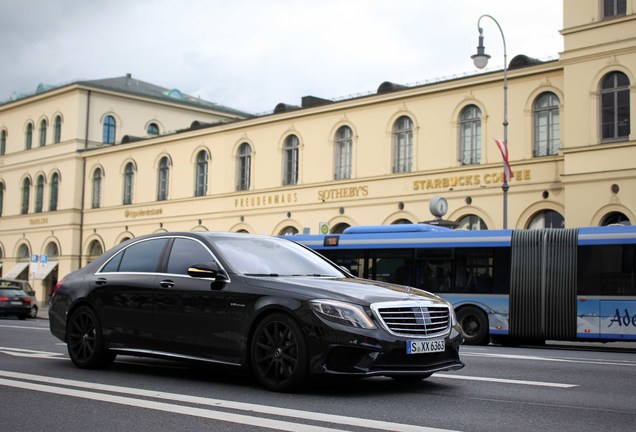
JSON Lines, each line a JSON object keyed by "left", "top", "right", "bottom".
{"left": 212, "top": 237, "right": 344, "bottom": 277}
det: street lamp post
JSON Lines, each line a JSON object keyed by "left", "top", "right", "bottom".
{"left": 471, "top": 14, "right": 509, "bottom": 229}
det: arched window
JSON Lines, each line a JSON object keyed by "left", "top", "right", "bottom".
{"left": 123, "top": 162, "right": 134, "bottom": 205}
{"left": 236, "top": 143, "right": 251, "bottom": 191}
{"left": 601, "top": 71, "right": 630, "bottom": 141}
{"left": 392, "top": 116, "right": 413, "bottom": 173}
{"left": 457, "top": 215, "right": 488, "bottom": 230}
{"left": 534, "top": 92, "right": 560, "bottom": 156}
{"left": 528, "top": 210, "right": 564, "bottom": 229}
{"left": 103, "top": 115, "right": 116, "bottom": 144}
{"left": 331, "top": 223, "right": 350, "bottom": 234}
{"left": 1, "top": 129, "right": 6, "bottom": 155}
{"left": 147, "top": 122, "right": 160, "bottom": 136}
{"left": 157, "top": 156, "right": 170, "bottom": 201}
{"left": 92, "top": 168, "right": 102, "bottom": 208}
{"left": 17, "top": 244, "right": 30, "bottom": 260}
{"left": 335, "top": 126, "right": 353, "bottom": 180}
{"left": 35, "top": 175, "right": 45, "bottom": 213}
{"left": 87, "top": 240, "right": 103, "bottom": 263}
{"left": 21, "top": 178, "right": 31, "bottom": 214}
{"left": 392, "top": 219, "right": 413, "bottom": 225}
{"left": 601, "top": 212, "right": 631, "bottom": 226}
{"left": 39, "top": 119, "right": 47, "bottom": 146}
{"left": 54, "top": 115, "right": 62, "bottom": 144}
{"left": 46, "top": 242, "right": 59, "bottom": 257}
{"left": 49, "top": 173, "right": 59, "bottom": 211}
{"left": 459, "top": 105, "right": 481, "bottom": 165}
{"left": 195, "top": 150, "right": 208, "bottom": 197}
{"left": 283, "top": 135, "right": 299, "bottom": 185}
{"left": 25, "top": 123, "right": 33, "bottom": 150}
{"left": 279, "top": 226, "right": 299, "bottom": 236}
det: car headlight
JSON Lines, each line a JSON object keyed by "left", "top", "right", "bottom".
{"left": 309, "top": 299, "right": 376, "bottom": 329}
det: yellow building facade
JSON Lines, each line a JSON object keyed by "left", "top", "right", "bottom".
{"left": 1, "top": 0, "right": 635, "bottom": 305}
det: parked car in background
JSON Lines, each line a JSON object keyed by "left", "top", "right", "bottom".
{"left": 0, "top": 278, "right": 38, "bottom": 318}
{"left": 0, "top": 287, "right": 32, "bottom": 320}
{"left": 49, "top": 232, "right": 464, "bottom": 391}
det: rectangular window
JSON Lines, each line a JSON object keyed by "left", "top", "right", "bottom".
{"left": 578, "top": 244, "right": 636, "bottom": 296}
{"left": 603, "top": 0, "right": 626, "bottom": 19}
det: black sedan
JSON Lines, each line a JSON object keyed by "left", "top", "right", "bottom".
{"left": 49, "top": 232, "right": 464, "bottom": 391}
{"left": 0, "top": 287, "right": 32, "bottom": 320}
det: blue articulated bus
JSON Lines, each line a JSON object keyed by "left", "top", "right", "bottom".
{"left": 291, "top": 224, "right": 636, "bottom": 345}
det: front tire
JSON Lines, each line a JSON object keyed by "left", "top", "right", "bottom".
{"left": 250, "top": 313, "right": 308, "bottom": 392}
{"left": 456, "top": 306, "right": 489, "bottom": 345}
{"left": 66, "top": 306, "right": 115, "bottom": 369}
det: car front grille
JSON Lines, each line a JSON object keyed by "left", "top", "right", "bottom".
{"left": 372, "top": 302, "right": 451, "bottom": 338}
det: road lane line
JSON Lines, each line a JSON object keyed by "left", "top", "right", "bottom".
{"left": 0, "top": 324, "right": 49, "bottom": 331}
{"left": 0, "top": 370, "right": 459, "bottom": 432}
{"left": 434, "top": 374, "right": 577, "bottom": 388}
{"left": 461, "top": 352, "right": 636, "bottom": 367}
{"left": 0, "top": 347, "right": 65, "bottom": 359}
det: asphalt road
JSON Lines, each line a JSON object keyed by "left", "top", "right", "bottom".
{"left": 1, "top": 316, "right": 635, "bottom": 432}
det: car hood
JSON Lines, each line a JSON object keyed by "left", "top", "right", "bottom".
{"left": 242, "top": 275, "right": 445, "bottom": 306}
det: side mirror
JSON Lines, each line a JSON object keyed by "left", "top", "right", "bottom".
{"left": 26, "top": 290, "right": 36, "bottom": 296}
{"left": 187, "top": 262, "right": 228, "bottom": 282}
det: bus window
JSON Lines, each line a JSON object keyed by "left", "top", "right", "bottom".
{"left": 578, "top": 244, "right": 636, "bottom": 296}
{"left": 323, "top": 250, "right": 366, "bottom": 278}
{"left": 368, "top": 250, "right": 413, "bottom": 285}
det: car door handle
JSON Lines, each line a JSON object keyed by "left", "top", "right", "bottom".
{"left": 95, "top": 278, "right": 107, "bottom": 285}
{"left": 160, "top": 280, "right": 175, "bottom": 288}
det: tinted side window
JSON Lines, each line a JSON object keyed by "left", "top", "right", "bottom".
{"left": 578, "top": 244, "right": 636, "bottom": 296}
{"left": 167, "top": 238, "right": 213, "bottom": 275}
{"left": 118, "top": 238, "right": 169, "bottom": 273}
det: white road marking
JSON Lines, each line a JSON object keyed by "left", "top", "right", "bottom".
{"left": 434, "top": 374, "right": 577, "bottom": 388}
{"left": 0, "top": 324, "right": 49, "bottom": 331}
{"left": 0, "top": 370, "right": 458, "bottom": 432}
{"left": 461, "top": 351, "right": 636, "bottom": 367}
{"left": 0, "top": 347, "right": 65, "bottom": 359}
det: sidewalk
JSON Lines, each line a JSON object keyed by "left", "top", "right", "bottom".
{"left": 37, "top": 305, "right": 49, "bottom": 319}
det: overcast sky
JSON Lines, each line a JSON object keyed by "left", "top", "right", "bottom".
{"left": 0, "top": 0, "right": 563, "bottom": 114}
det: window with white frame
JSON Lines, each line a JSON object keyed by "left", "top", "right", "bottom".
{"left": 283, "top": 135, "right": 299, "bottom": 185}
{"left": 392, "top": 116, "right": 413, "bottom": 173}
{"left": 195, "top": 150, "right": 208, "bottom": 197}
{"left": 35, "top": 175, "right": 45, "bottom": 213}
{"left": 157, "top": 157, "right": 170, "bottom": 201}
{"left": 39, "top": 119, "right": 47, "bottom": 146}
{"left": 237, "top": 143, "right": 251, "bottom": 191}
{"left": 123, "top": 163, "right": 134, "bottom": 205}
{"left": 601, "top": 71, "right": 630, "bottom": 141}
{"left": 459, "top": 105, "right": 481, "bottom": 165}
{"left": 603, "top": 0, "right": 626, "bottom": 19}
{"left": 534, "top": 92, "right": 560, "bottom": 156}
{"left": 92, "top": 168, "right": 102, "bottom": 209}
{"left": 49, "top": 173, "right": 59, "bottom": 211}
{"left": 335, "top": 126, "right": 352, "bottom": 180}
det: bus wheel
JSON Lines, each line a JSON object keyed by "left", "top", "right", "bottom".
{"left": 457, "top": 306, "right": 489, "bottom": 345}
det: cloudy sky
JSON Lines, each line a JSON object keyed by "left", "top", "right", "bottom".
{"left": 0, "top": 0, "right": 563, "bottom": 114}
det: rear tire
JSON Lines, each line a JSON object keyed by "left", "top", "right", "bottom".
{"left": 29, "top": 305, "right": 38, "bottom": 319}
{"left": 456, "top": 306, "right": 489, "bottom": 345}
{"left": 250, "top": 313, "right": 308, "bottom": 392}
{"left": 66, "top": 305, "right": 115, "bottom": 369}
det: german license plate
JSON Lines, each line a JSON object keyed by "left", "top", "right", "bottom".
{"left": 406, "top": 339, "right": 445, "bottom": 354}
{"left": 11, "top": 301, "right": 22, "bottom": 305}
